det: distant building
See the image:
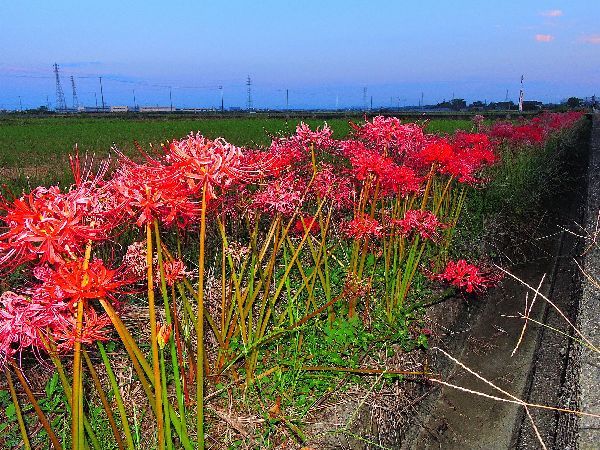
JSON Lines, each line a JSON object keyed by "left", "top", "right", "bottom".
{"left": 110, "top": 106, "right": 129, "bottom": 113}
{"left": 83, "top": 106, "right": 109, "bottom": 112}
{"left": 139, "top": 106, "right": 172, "bottom": 113}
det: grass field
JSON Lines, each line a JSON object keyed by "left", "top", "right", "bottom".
{"left": 0, "top": 116, "right": 473, "bottom": 185}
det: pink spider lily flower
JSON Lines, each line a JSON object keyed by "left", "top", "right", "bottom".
{"left": 312, "top": 164, "right": 355, "bottom": 210}
{"left": 0, "top": 291, "right": 69, "bottom": 362}
{"left": 252, "top": 172, "right": 306, "bottom": 216}
{"left": 292, "top": 122, "right": 335, "bottom": 150}
{"left": 350, "top": 116, "right": 426, "bottom": 161}
{"left": 166, "top": 132, "right": 268, "bottom": 199}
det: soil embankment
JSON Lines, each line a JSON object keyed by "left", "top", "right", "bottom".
{"left": 404, "top": 116, "right": 596, "bottom": 449}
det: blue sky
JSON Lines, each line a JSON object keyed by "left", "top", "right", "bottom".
{"left": 1, "top": 1, "right": 599, "bottom": 109}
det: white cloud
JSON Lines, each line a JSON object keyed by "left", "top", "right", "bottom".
{"left": 535, "top": 34, "right": 554, "bottom": 42}
{"left": 582, "top": 35, "right": 600, "bottom": 45}
{"left": 541, "top": 9, "right": 563, "bottom": 17}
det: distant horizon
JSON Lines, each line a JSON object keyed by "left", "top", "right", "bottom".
{"left": 1, "top": 67, "right": 594, "bottom": 112}
{"left": 1, "top": 2, "right": 598, "bottom": 110}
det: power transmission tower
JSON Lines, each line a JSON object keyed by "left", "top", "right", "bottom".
{"left": 246, "top": 76, "right": 253, "bottom": 110}
{"left": 70, "top": 76, "right": 79, "bottom": 110}
{"left": 53, "top": 63, "right": 67, "bottom": 111}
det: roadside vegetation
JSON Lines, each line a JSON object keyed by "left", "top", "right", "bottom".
{"left": 0, "top": 112, "right": 587, "bottom": 449}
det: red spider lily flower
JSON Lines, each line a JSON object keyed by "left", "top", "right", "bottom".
{"left": 342, "top": 140, "right": 422, "bottom": 196}
{"left": 110, "top": 157, "right": 197, "bottom": 227}
{"left": 383, "top": 165, "right": 423, "bottom": 197}
{"left": 312, "top": 164, "right": 355, "bottom": 209}
{"left": 264, "top": 139, "right": 306, "bottom": 176}
{"left": 158, "top": 259, "right": 192, "bottom": 286}
{"left": 0, "top": 291, "right": 68, "bottom": 361}
{"left": 436, "top": 132, "right": 497, "bottom": 184}
{"left": 293, "top": 216, "right": 320, "bottom": 235}
{"left": 166, "top": 133, "right": 267, "bottom": 199}
{"left": 537, "top": 112, "right": 584, "bottom": 131}
{"left": 345, "top": 214, "right": 383, "bottom": 240}
{"left": 32, "top": 258, "right": 135, "bottom": 309}
{"left": 417, "top": 138, "right": 454, "bottom": 167}
{"left": 392, "top": 210, "right": 447, "bottom": 241}
{"left": 488, "top": 122, "right": 546, "bottom": 146}
{"left": 431, "top": 259, "right": 502, "bottom": 293}
{"left": 0, "top": 185, "right": 110, "bottom": 270}
{"left": 54, "top": 306, "right": 113, "bottom": 352}
{"left": 252, "top": 172, "right": 306, "bottom": 216}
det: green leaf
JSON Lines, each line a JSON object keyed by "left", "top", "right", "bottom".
{"left": 46, "top": 372, "right": 59, "bottom": 397}
{"left": 5, "top": 402, "right": 16, "bottom": 420}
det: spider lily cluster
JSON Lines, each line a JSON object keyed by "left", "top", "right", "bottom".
{"left": 0, "top": 112, "right": 583, "bottom": 449}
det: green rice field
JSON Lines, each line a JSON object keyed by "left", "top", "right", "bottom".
{"left": 0, "top": 116, "right": 472, "bottom": 188}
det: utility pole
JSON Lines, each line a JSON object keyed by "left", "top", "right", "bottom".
{"left": 219, "top": 85, "right": 224, "bottom": 112}
{"left": 133, "top": 89, "right": 137, "bottom": 110}
{"left": 421, "top": 92, "right": 424, "bottom": 110}
{"left": 518, "top": 75, "right": 524, "bottom": 112}
{"left": 286, "top": 89, "right": 289, "bottom": 110}
{"left": 370, "top": 95, "right": 373, "bottom": 111}
{"left": 94, "top": 92, "right": 98, "bottom": 109}
{"left": 169, "top": 86, "right": 173, "bottom": 112}
{"left": 18, "top": 96, "right": 23, "bottom": 112}
{"left": 99, "top": 77, "right": 105, "bottom": 111}
{"left": 363, "top": 87, "right": 368, "bottom": 111}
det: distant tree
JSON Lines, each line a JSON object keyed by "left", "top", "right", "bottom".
{"left": 450, "top": 98, "right": 466, "bottom": 110}
{"left": 566, "top": 97, "right": 582, "bottom": 108}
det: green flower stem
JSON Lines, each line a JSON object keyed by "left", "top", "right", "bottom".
{"left": 4, "top": 366, "right": 31, "bottom": 450}
{"left": 83, "top": 349, "right": 125, "bottom": 450}
{"left": 154, "top": 219, "right": 188, "bottom": 445}
{"left": 97, "top": 342, "right": 135, "bottom": 450}
{"left": 145, "top": 219, "right": 165, "bottom": 450}
{"left": 197, "top": 181, "right": 208, "bottom": 450}
{"left": 10, "top": 360, "right": 62, "bottom": 450}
